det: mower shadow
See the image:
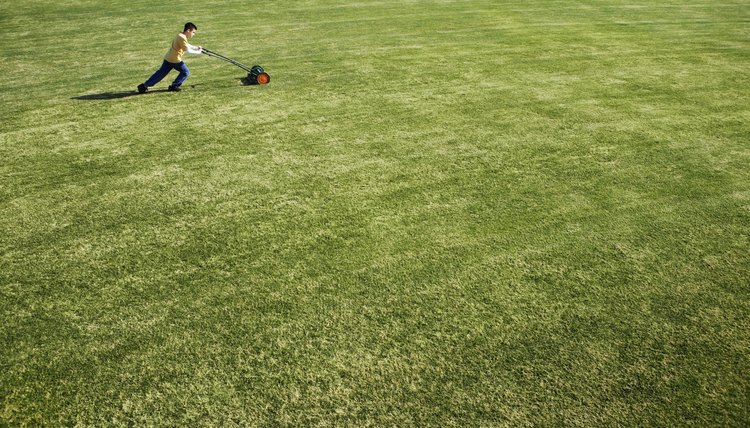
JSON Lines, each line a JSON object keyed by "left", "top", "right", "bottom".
{"left": 72, "top": 89, "right": 169, "bottom": 100}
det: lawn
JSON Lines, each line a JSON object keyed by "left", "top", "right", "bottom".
{"left": 1, "top": 0, "right": 749, "bottom": 426}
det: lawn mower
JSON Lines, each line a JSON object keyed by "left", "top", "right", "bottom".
{"left": 202, "top": 48, "right": 270, "bottom": 85}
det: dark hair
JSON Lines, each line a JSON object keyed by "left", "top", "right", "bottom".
{"left": 184, "top": 22, "right": 197, "bottom": 32}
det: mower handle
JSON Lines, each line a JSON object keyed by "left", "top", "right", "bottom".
{"left": 202, "top": 48, "right": 254, "bottom": 73}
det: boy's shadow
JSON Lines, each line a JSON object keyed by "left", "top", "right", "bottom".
{"left": 72, "top": 89, "right": 169, "bottom": 100}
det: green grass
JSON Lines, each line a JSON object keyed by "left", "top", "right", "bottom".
{"left": 2, "top": 0, "right": 749, "bottom": 425}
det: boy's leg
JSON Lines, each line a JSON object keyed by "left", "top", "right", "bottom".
{"left": 170, "top": 62, "right": 191, "bottom": 88}
{"left": 144, "top": 60, "right": 174, "bottom": 87}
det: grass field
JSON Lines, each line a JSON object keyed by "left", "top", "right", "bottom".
{"left": 2, "top": 0, "right": 749, "bottom": 425}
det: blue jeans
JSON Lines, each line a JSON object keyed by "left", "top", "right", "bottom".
{"left": 144, "top": 60, "right": 190, "bottom": 87}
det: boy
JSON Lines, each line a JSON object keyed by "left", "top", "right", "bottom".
{"left": 138, "top": 22, "right": 202, "bottom": 93}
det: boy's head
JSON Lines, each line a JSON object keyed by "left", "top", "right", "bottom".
{"left": 183, "top": 22, "right": 197, "bottom": 38}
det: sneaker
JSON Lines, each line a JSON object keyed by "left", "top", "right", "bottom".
{"left": 167, "top": 85, "right": 181, "bottom": 92}
{"left": 137, "top": 83, "right": 147, "bottom": 94}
